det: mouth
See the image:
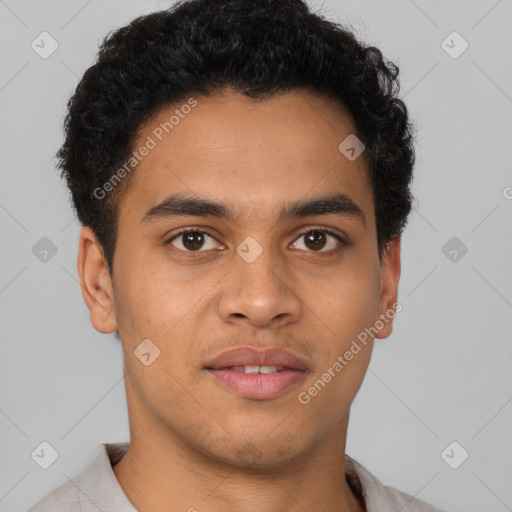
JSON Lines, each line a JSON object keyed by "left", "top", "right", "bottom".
{"left": 204, "top": 347, "right": 308, "bottom": 400}
{"left": 222, "top": 365, "right": 290, "bottom": 373}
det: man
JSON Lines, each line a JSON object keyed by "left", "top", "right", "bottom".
{"left": 29, "top": 0, "right": 447, "bottom": 510}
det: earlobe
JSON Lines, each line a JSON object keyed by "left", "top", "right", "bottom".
{"left": 77, "top": 226, "right": 118, "bottom": 334}
{"left": 375, "top": 235, "right": 401, "bottom": 340}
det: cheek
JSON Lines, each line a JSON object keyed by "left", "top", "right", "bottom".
{"left": 305, "top": 260, "right": 380, "bottom": 339}
{"left": 298, "top": 292, "right": 376, "bottom": 426}
{"left": 113, "top": 251, "right": 200, "bottom": 337}
{"left": 125, "top": 356, "right": 203, "bottom": 442}
{"left": 298, "top": 259, "right": 380, "bottom": 408}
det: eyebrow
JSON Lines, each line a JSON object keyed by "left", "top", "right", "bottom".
{"left": 278, "top": 193, "right": 365, "bottom": 225}
{"left": 141, "top": 192, "right": 365, "bottom": 226}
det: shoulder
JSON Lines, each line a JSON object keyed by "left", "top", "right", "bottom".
{"left": 345, "top": 454, "right": 448, "bottom": 512}
{"left": 27, "top": 478, "right": 80, "bottom": 512}
{"left": 27, "top": 442, "right": 130, "bottom": 512}
{"left": 377, "top": 482, "right": 448, "bottom": 512}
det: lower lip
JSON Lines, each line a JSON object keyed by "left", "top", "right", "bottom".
{"left": 206, "top": 368, "right": 306, "bottom": 400}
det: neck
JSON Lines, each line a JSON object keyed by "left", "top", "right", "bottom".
{"left": 112, "top": 417, "right": 365, "bottom": 512}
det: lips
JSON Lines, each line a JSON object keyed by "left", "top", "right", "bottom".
{"left": 205, "top": 346, "right": 308, "bottom": 371}
{"left": 204, "top": 346, "right": 308, "bottom": 400}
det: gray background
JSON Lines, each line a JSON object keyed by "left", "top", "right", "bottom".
{"left": 1, "top": 0, "right": 511, "bottom": 510}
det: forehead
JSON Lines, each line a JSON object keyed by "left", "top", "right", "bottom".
{"left": 119, "top": 89, "right": 373, "bottom": 223}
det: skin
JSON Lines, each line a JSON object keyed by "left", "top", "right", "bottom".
{"left": 78, "top": 88, "right": 401, "bottom": 512}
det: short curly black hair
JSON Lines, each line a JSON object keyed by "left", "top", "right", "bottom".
{"left": 56, "top": 0, "right": 416, "bottom": 277}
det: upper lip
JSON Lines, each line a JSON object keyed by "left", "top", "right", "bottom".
{"left": 205, "top": 346, "right": 308, "bottom": 371}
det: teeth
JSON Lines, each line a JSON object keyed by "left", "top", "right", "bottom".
{"left": 259, "top": 365, "right": 279, "bottom": 374}
{"left": 232, "top": 365, "right": 281, "bottom": 374}
{"left": 239, "top": 365, "right": 260, "bottom": 374}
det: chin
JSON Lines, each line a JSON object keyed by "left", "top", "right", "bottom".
{"left": 202, "top": 431, "right": 306, "bottom": 470}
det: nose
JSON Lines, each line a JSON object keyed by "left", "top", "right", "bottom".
{"left": 217, "top": 245, "right": 302, "bottom": 329}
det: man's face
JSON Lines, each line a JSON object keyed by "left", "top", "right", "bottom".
{"left": 81, "top": 89, "right": 400, "bottom": 468}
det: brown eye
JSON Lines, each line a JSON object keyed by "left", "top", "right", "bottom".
{"left": 304, "top": 230, "right": 327, "bottom": 251}
{"left": 182, "top": 231, "right": 205, "bottom": 251}
{"left": 290, "top": 229, "right": 344, "bottom": 253}
{"left": 168, "top": 230, "right": 220, "bottom": 252}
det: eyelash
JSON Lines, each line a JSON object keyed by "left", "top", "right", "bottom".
{"left": 165, "top": 227, "right": 347, "bottom": 256}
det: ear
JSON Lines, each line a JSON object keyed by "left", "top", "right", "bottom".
{"left": 77, "top": 226, "right": 118, "bottom": 334}
{"left": 374, "top": 235, "right": 401, "bottom": 339}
